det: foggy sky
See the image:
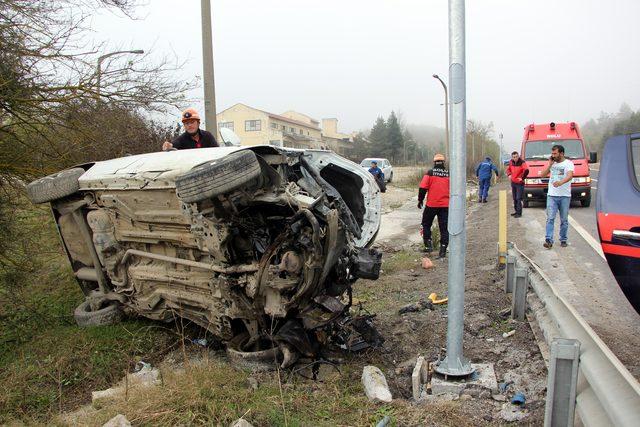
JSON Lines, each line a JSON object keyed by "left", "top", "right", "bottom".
{"left": 91, "top": 0, "right": 640, "bottom": 152}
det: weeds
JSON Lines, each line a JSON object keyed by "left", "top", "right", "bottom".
{"left": 0, "top": 190, "right": 174, "bottom": 423}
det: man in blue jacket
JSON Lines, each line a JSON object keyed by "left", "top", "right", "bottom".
{"left": 368, "top": 160, "right": 386, "bottom": 192}
{"left": 476, "top": 156, "right": 499, "bottom": 203}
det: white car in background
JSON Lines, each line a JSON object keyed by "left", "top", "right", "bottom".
{"left": 360, "top": 158, "right": 394, "bottom": 182}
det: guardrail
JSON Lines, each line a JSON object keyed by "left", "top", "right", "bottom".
{"left": 507, "top": 244, "right": 640, "bottom": 426}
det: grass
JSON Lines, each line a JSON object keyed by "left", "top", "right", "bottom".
{"left": 381, "top": 250, "right": 418, "bottom": 274}
{"left": 395, "top": 169, "right": 425, "bottom": 191}
{"left": 61, "top": 354, "right": 477, "bottom": 427}
{"left": 0, "top": 191, "right": 174, "bottom": 423}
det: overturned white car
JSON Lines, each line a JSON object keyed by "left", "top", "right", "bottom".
{"left": 27, "top": 146, "right": 383, "bottom": 366}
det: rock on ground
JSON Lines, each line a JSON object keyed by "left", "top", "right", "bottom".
{"left": 102, "top": 414, "right": 131, "bottom": 427}
{"left": 362, "top": 365, "right": 393, "bottom": 403}
{"left": 230, "top": 419, "right": 254, "bottom": 427}
{"left": 498, "top": 402, "right": 529, "bottom": 422}
{"left": 92, "top": 365, "right": 161, "bottom": 404}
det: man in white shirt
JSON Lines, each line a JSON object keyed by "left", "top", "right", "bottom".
{"left": 540, "top": 144, "right": 575, "bottom": 249}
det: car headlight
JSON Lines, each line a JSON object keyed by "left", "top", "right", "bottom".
{"left": 572, "top": 177, "right": 591, "bottom": 184}
{"left": 525, "top": 178, "right": 542, "bottom": 184}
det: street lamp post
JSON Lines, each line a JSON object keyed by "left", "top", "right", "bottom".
{"left": 433, "top": 74, "right": 449, "bottom": 157}
{"left": 499, "top": 132, "right": 504, "bottom": 174}
{"left": 96, "top": 49, "right": 144, "bottom": 102}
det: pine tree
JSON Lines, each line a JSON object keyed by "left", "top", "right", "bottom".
{"left": 369, "top": 117, "right": 388, "bottom": 157}
{"left": 386, "top": 111, "right": 404, "bottom": 164}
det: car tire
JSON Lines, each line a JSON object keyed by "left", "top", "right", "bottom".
{"left": 25, "top": 168, "right": 85, "bottom": 204}
{"left": 226, "top": 333, "right": 282, "bottom": 371}
{"left": 74, "top": 299, "right": 123, "bottom": 327}
{"left": 176, "top": 150, "right": 262, "bottom": 203}
{"left": 522, "top": 200, "right": 529, "bottom": 208}
{"left": 387, "top": 172, "right": 393, "bottom": 183}
{"left": 581, "top": 196, "right": 591, "bottom": 208}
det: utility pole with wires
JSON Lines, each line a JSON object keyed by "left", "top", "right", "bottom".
{"left": 201, "top": 0, "right": 217, "bottom": 136}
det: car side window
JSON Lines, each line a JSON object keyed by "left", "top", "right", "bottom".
{"left": 632, "top": 138, "right": 640, "bottom": 188}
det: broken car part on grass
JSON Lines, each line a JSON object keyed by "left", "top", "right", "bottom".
{"left": 27, "top": 146, "right": 384, "bottom": 368}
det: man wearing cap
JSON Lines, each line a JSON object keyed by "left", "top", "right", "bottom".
{"left": 162, "top": 108, "right": 218, "bottom": 151}
{"left": 417, "top": 154, "right": 450, "bottom": 258}
{"left": 475, "top": 156, "right": 499, "bottom": 203}
{"left": 368, "top": 160, "right": 386, "bottom": 192}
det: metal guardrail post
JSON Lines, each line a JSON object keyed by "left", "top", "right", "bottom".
{"left": 545, "top": 338, "right": 580, "bottom": 427}
{"left": 505, "top": 255, "right": 516, "bottom": 293}
{"left": 511, "top": 267, "right": 528, "bottom": 321}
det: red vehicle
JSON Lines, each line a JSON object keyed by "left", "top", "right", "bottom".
{"left": 520, "top": 122, "right": 597, "bottom": 207}
{"left": 597, "top": 133, "right": 640, "bottom": 313}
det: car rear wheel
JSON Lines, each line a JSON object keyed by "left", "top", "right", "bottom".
{"left": 74, "top": 298, "right": 123, "bottom": 327}
{"left": 26, "top": 168, "right": 85, "bottom": 204}
{"left": 176, "top": 150, "right": 262, "bottom": 203}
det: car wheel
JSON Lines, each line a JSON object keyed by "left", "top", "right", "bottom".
{"left": 226, "top": 333, "right": 282, "bottom": 372}
{"left": 25, "top": 168, "right": 85, "bottom": 204}
{"left": 388, "top": 172, "right": 393, "bottom": 183}
{"left": 74, "top": 298, "right": 123, "bottom": 327}
{"left": 522, "top": 200, "right": 529, "bottom": 208}
{"left": 581, "top": 196, "right": 591, "bottom": 208}
{"left": 176, "top": 150, "right": 262, "bottom": 203}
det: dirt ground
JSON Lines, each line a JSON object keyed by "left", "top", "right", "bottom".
{"left": 355, "top": 184, "right": 548, "bottom": 424}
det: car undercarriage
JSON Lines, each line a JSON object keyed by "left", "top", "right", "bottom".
{"left": 28, "top": 146, "right": 383, "bottom": 367}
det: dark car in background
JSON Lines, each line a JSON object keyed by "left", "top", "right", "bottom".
{"left": 597, "top": 133, "right": 640, "bottom": 314}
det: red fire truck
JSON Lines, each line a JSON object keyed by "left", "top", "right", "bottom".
{"left": 520, "top": 122, "right": 597, "bottom": 207}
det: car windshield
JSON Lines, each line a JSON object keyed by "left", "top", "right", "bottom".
{"left": 361, "top": 159, "right": 382, "bottom": 167}
{"left": 524, "top": 140, "right": 585, "bottom": 160}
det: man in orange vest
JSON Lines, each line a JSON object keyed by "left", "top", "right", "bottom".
{"left": 418, "top": 153, "right": 450, "bottom": 258}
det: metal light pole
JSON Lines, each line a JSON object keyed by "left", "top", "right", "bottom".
{"left": 433, "top": 74, "right": 449, "bottom": 157}
{"left": 201, "top": 0, "right": 218, "bottom": 135}
{"left": 499, "top": 132, "right": 504, "bottom": 174}
{"left": 435, "top": 0, "right": 474, "bottom": 378}
{"left": 96, "top": 49, "right": 144, "bottom": 102}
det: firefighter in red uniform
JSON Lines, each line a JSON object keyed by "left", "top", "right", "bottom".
{"left": 418, "top": 153, "right": 450, "bottom": 258}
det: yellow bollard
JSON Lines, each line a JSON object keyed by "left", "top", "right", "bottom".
{"left": 498, "top": 190, "right": 507, "bottom": 265}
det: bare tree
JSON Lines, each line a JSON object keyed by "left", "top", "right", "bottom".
{"left": 0, "top": 0, "right": 194, "bottom": 178}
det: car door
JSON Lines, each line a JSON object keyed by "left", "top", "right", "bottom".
{"left": 596, "top": 133, "right": 640, "bottom": 313}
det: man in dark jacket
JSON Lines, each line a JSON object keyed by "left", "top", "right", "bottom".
{"left": 162, "top": 108, "right": 218, "bottom": 150}
{"left": 505, "top": 151, "right": 529, "bottom": 217}
{"left": 418, "top": 153, "right": 449, "bottom": 258}
{"left": 475, "top": 156, "right": 499, "bottom": 203}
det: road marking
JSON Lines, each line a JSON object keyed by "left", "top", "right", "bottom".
{"left": 568, "top": 215, "right": 605, "bottom": 259}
